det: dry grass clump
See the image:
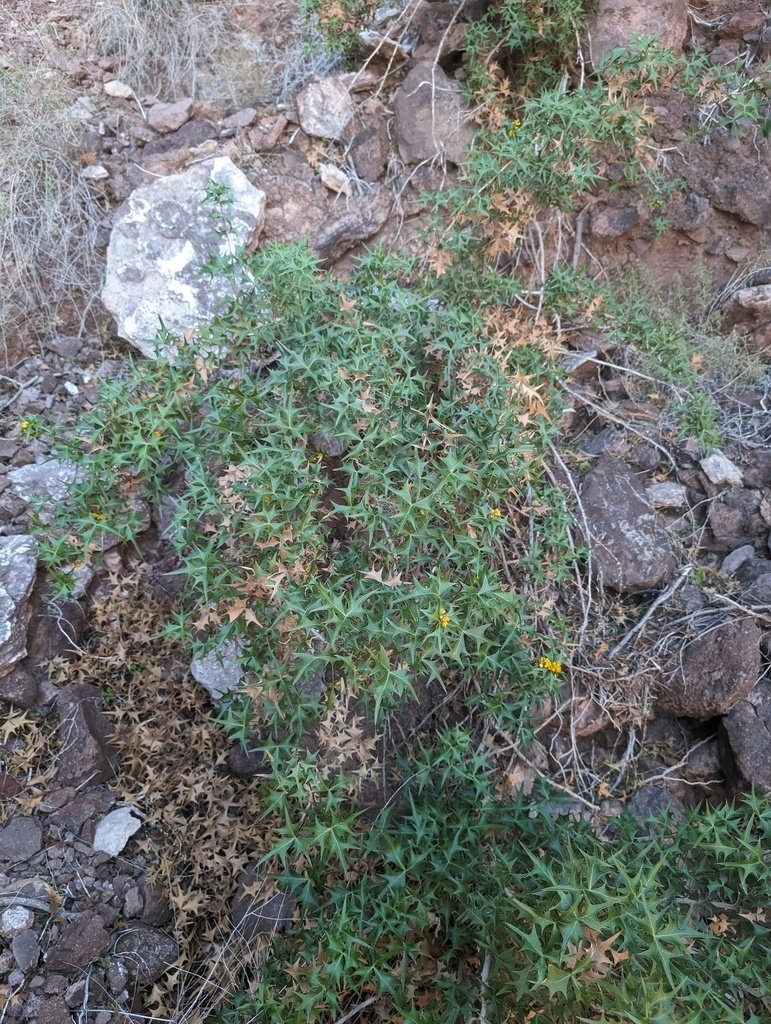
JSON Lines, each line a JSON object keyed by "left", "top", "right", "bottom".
{"left": 84, "top": 0, "right": 341, "bottom": 108}
{"left": 84, "top": 0, "right": 233, "bottom": 102}
{"left": 0, "top": 55, "right": 102, "bottom": 365}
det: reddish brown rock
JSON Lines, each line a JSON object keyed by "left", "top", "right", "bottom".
{"left": 55, "top": 683, "right": 119, "bottom": 787}
{"left": 45, "top": 911, "right": 110, "bottom": 971}
{"left": 658, "top": 619, "right": 761, "bottom": 718}
{"left": 580, "top": 457, "right": 676, "bottom": 593}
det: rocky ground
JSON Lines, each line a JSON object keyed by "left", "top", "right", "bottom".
{"left": 1, "top": 0, "right": 771, "bottom": 1021}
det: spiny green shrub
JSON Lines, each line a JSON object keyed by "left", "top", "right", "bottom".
{"left": 218, "top": 766, "right": 771, "bottom": 1024}
{"left": 38, "top": 210, "right": 572, "bottom": 739}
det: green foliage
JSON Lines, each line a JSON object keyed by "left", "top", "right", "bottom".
{"left": 216, "top": 762, "right": 771, "bottom": 1024}
{"left": 298, "top": 0, "right": 378, "bottom": 56}
{"left": 38, "top": 233, "right": 571, "bottom": 739}
{"left": 463, "top": 0, "right": 592, "bottom": 96}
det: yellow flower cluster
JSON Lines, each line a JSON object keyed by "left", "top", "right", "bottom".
{"left": 438, "top": 607, "right": 451, "bottom": 629}
{"left": 90, "top": 509, "right": 107, "bottom": 522}
{"left": 538, "top": 656, "right": 563, "bottom": 674}
{"left": 488, "top": 507, "right": 502, "bottom": 519}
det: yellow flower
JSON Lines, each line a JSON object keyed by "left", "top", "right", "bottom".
{"left": 489, "top": 507, "right": 502, "bottom": 520}
{"left": 90, "top": 509, "right": 107, "bottom": 522}
{"left": 438, "top": 607, "right": 451, "bottom": 629}
{"left": 538, "top": 656, "right": 563, "bottom": 674}
{"left": 20, "top": 419, "right": 30, "bottom": 430}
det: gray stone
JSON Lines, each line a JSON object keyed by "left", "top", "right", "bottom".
{"left": 0, "top": 667, "right": 38, "bottom": 708}
{"left": 114, "top": 927, "right": 179, "bottom": 983}
{"left": 700, "top": 450, "right": 743, "bottom": 488}
{"left": 1, "top": 905, "right": 34, "bottom": 937}
{"left": 721, "top": 543, "right": 756, "bottom": 577}
{"left": 0, "top": 817, "right": 42, "bottom": 865}
{"left": 222, "top": 107, "right": 258, "bottom": 130}
{"left": 628, "top": 785, "right": 685, "bottom": 823}
{"left": 580, "top": 457, "right": 676, "bottom": 593}
{"left": 295, "top": 76, "right": 354, "bottom": 140}
{"left": 45, "top": 910, "right": 110, "bottom": 970}
{"left": 55, "top": 683, "right": 119, "bottom": 787}
{"left": 722, "top": 682, "right": 771, "bottom": 793}
{"left": 7, "top": 460, "right": 81, "bottom": 505}
{"left": 191, "top": 638, "right": 244, "bottom": 701}
{"left": 123, "top": 886, "right": 144, "bottom": 919}
{"left": 92, "top": 807, "right": 143, "bottom": 857}
{"left": 106, "top": 957, "right": 130, "bottom": 995}
{"left": 102, "top": 157, "right": 266, "bottom": 358}
{"left": 11, "top": 929, "right": 40, "bottom": 971}
{"left": 64, "top": 979, "right": 87, "bottom": 1009}
{"left": 0, "top": 535, "right": 37, "bottom": 672}
{"left": 586, "top": 0, "right": 688, "bottom": 66}
{"left": 392, "top": 60, "right": 474, "bottom": 166}
{"left": 658, "top": 619, "right": 761, "bottom": 718}
{"left": 744, "top": 573, "right": 771, "bottom": 605}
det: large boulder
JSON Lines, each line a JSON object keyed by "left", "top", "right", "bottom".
{"left": 102, "top": 157, "right": 266, "bottom": 359}
{"left": 580, "top": 457, "right": 676, "bottom": 593}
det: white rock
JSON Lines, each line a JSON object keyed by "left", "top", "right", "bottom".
{"left": 191, "top": 638, "right": 244, "bottom": 701}
{"left": 104, "top": 79, "right": 136, "bottom": 99}
{"left": 0, "top": 536, "right": 38, "bottom": 672}
{"left": 0, "top": 906, "right": 34, "bottom": 938}
{"left": 81, "top": 165, "right": 109, "bottom": 181}
{"left": 92, "top": 807, "right": 143, "bottom": 857}
{"left": 8, "top": 459, "right": 82, "bottom": 504}
{"left": 700, "top": 451, "right": 743, "bottom": 488}
{"left": 319, "top": 162, "right": 352, "bottom": 196}
{"left": 102, "top": 157, "right": 266, "bottom": 359}
{"left": 646, "top": 482, "right": 688, "bottom": 509}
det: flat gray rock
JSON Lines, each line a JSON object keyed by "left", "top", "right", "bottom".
{"left": 0, "top": 817, "right": 42, "bottom": 866}
{"left": 0, "top": 535, "right": 37, "bottom": 672}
